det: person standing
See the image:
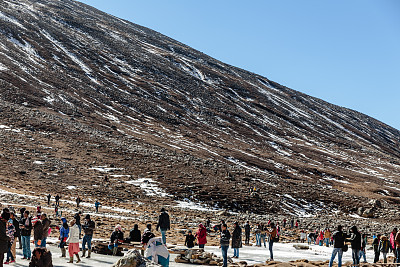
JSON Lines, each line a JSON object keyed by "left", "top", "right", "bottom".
{"left": 266, "top": 222, "right": 277, "bottom": 262}
{"left": 67, "top": 219, "right": 81, "bottom": 263}
{"left": 347, "top": 226, "right": 361, "bottom": 267}
{"left": 95, "top": 201, "right": 101, "bottom": 213}
{"left": 395, "top": 228, "right": 400, "bottom": 263}
{"left": 55, "top": 194, "right": 61, "bottom": 206}
{"left": 231, "top": 222, "right": 242, "bottom": 259}
{"left": 359, "top": 233, "right": 367, "bottom": 263}
{"left": 372, "top": 234, "right": 381, "bottom": 263}
{"left": 129, "top": 224, "right": 141, "bottom": 243}
{"left": 0, "top": 211, "right": 11, "bottom": 267}
{"left": 220, "top": 224, "right": 231, "bottom": 267}
{"left": 74, "top": 212, "right": 82, "bottom": 238}
{"left": 244, "top": 221, "right": 251, "bottom": 246}
{"left": 379, "top": 235, "right": 390, "bottom": 264}
{"left": 46, "top": 194, "right": 51, "bottom": 205}
{"left": 195, "top": 224, "right": 207, "bottom": 249}
{"left": 82, "top": 214, "right": 95, "bottom": 258}
{"left": 156, "top": 208, "right": 170, "bottom": 244}
{"left": 76, "top": 197, "right": 81, "bottom": 208}
{"left": 391, "top": 228, "right": 398, "bottom": 263}
{"left": 141, "top": 224, "right": 155, "bottom": 247}
{"left": 329, "top": 225, "right": 347, "bottom": 267}
{"left": 20, "top": 210, "right": 32, "bottom": 260}
{"left": 32, "top": 217, "right": 43, "bottom": 248}
{"left": 40, "top": 214, "right": 51, "bottom": 248}
{"left": 5, "top": 218, "right": 16, "bottom": 264}
{"left": 255, "top": 223, "right": 261, "bottom": 247}
{"left": 260, "top": 224, "right": 267, "bottom": 248}
{"left": 283, "top": 219, "right": 287, "bottom": 229}
{"left": 9, "top": 212, "right": 19, "bottom": 260}
{"left": 324, "top": 229, "right": 331, "bottom": 247}
{"left": 184, "top": 230, "right": 195, "bottom": 248}
{"left": 59, "top": 218, "right": 69, "bottom": 258}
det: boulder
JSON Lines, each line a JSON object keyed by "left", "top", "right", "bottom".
{"left": 113, "top": 249, "right": 161, "bottom": 267}
{"left": 362, "top": 208, "right": 375, "bottom": 218}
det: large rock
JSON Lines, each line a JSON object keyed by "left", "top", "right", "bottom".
{"left": 113, "top": 249, "right": 161, "bottom": 267}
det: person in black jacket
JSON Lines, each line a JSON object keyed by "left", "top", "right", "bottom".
{"left": 347, "top": 225, "right": 361, "bottom": 267}
{"left": 109, "top": 225, "right": 124, "bottom": 256}
{"left": 129, "top": 224, "right": 141, "bottom": 243}
{"left": 29, "top": 247, "right": 53, "bottom": 267}
{"left": 185, "top": 230, "right": 195, "bottom": 248}
{"left": 244, "top": 222, "right": 251, "bottom": 245}
{"left": 141, "top": 224, "right": 155, "bottom": 247}
{"left": 329, "top": 225, "right": 348, "bottom": 267}
{"left": 82, "top": 215, "right": 95, "bottom": 258}
{"left": 231, "top": 222, "right": 242, "bottom": 258}
{"left": 20, "top": 210, "right": 32, "bottom": 260}
{"left": 156, "top": 208, "right": 170, "bottom": 244}
{"left": 220, "top": 224, "right": 231, "bottom": 267}
{"left": 74, "top": 212, "right": 82, "bottom": 238}
{"left": 0, "top": 210, "right": 11, "bottom": 266}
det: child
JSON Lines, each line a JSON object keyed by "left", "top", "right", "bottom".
{"left": 185, "top": 230, "right": 195, "bottom": 248}
{"left": 59, "top": 218, "right": 69, "bottom": 257}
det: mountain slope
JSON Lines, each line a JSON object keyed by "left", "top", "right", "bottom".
{"left": 1, "top": 0, "right": 400, "bottom": 216}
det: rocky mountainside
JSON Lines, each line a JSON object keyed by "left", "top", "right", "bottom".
{"left": 1, "top": 0, "right": 400, "bottom": 216}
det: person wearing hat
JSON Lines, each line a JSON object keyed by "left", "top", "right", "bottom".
{"left": 109, "top": 225, "right": 124, "bottom": 256}
{"left": 82, "top": 214, "right": 95, "bottom": 258}
{"left": 0, "top": 210, "right": 11, "bottom": 266}
{"left": 156, "top": 208, "right": 170, "bottom": 244}
{"left": 185, "top": 230, "right": 195, "bottom": 248}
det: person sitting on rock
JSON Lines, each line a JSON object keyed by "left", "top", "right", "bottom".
{"left": 109, "top": 224, "right": 124, "bottom": 256}
{"left": 141, "top": 224, "right": 155, "bottom": 247}
{"left": 129, "top": 224, "right": 141, "bottom": 243}
{"left": 185, "top": 230, "right": 195, "bottom": 248}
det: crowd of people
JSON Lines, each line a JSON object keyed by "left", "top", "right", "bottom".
{"left": 3, "top": 195, "right": 398, "bottom": 267}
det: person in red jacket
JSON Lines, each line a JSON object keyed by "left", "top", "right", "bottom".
{"left": 195, "top": 224, "right": 207, "bottom": 249}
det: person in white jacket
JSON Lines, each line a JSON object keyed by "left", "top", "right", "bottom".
{"left": 67, "top": 219, "right": 81, "bottom": 263}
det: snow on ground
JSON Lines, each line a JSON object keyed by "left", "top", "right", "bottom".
{"left": 126, "top": 178, "right": 172, "bottom": 197}
{"left": 175, "top": 200, "right": 220, "bottom": 212}
{"left": 9, "top": 241, "right": 375, "bottom": 267}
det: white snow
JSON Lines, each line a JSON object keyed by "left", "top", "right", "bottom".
{"left": 175, "top": 200, "right": 220, "bottom": 212}
{"left": 33, "top": 160, "right": 45, "bottom": 165}
{"left": 126, "top": 178, "right": 171, "bottom": 197}
{"left": 67, "top": 185, "right": 76, "bottom": 190}
{"left": 89, "top": 166, "right": 124, "bottom": 172}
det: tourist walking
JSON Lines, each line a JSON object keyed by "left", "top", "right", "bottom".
{"left": 231, "top": 222, "right": 242, "bottom": 258}
{"left": 329, "top": 225, "right": 347, "bottom": 267}
{"left": 244, "top": 221, "right": 250, "bottom": 245}
{"left": 379, "top": 235, "right": 390, "bottom": 264}
{"left": 82, "top": 214, "right": 95, "bottom": 258}
{"left": 20, "top": 210, "right": 32, "bottom": 260}
{"left": 220, "top": 224, "right": 230, "bottom": 267}
{"left": 156, "top": 208, "right": 170, "bottom": 244}
{"left": 74, "top": 212, "right": 82, "bottom": 238}
{"left": 46, "top": 194, "right": 51, "bottom": 205}
{"left": 95, "top": 201, "right": 101, "bottom": 213}
{"left": 347, "top": 226, "right": 361, "bottom": 266}
{"left": 55, "top": 194, "right": 61, "bottom": 206}
{"left": 67, "top": 219, "right": 81, "bottom": 263}
{"left": 195, "top": 224, "right": 207, "bottom": 249}
{"left": 372, "top": 234, "right": 381, "bottom": 263}
{"left": 266, "top": 222, "right": 277, "bottom": 261}
{"left": 76, "top": 197, "right": 81, "bottom": 208}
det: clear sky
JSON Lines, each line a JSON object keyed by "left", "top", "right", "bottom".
{"left": 79, "top": 0, "right": 400, "bottom": 130}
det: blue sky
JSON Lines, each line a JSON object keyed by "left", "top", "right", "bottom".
{"left": 79, "top": 0, "right": 400, "bottom": 130}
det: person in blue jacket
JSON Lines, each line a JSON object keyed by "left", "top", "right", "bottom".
{"left": 59, "top": 217, "right": 69, "bottom": 258}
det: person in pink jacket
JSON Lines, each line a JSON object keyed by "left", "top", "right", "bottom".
{"left": 390, "top": 228, "right": 397, "bottom": 263}
{"left": 195, "top": 224, "right": 207, "bottom": 249}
